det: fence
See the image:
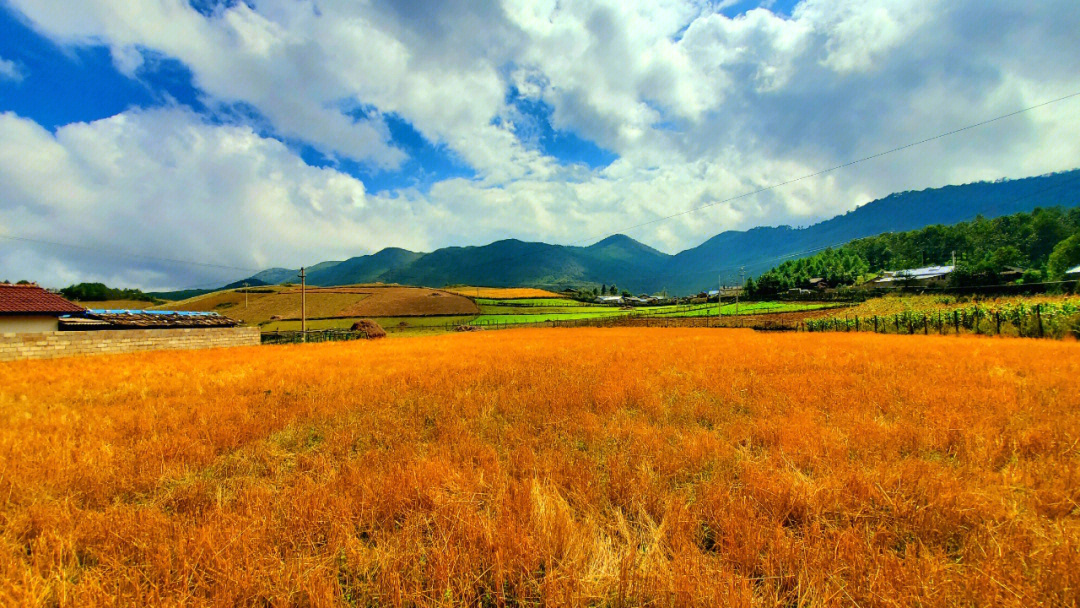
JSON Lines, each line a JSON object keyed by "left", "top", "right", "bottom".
{"left": 260, "top": 329, "right": 374, "bottom": 344}
{"left": 803, "top": 302, "right": 1080, "bottom": 339}
{"left": 439, "top": 314, "right": 802, "bottom": 333}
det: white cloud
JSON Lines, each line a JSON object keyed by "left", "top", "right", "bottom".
{"left": 1, "top": 0, "right": 1080, "bottom": 288}
{"left": 0, "top": 57, "right": 24, "bottom": 81}
{"left": 0, "top": 108, "right": 438, "bottom": 289}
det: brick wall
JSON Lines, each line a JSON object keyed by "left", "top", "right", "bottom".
{"left": 0, "top": 327, "right": 261, "bottom": 362}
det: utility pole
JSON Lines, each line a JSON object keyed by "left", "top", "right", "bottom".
{"left": 737, "top": 266, "right": 745, "bottom": 316}
{"left": 243, "top": 282, "right": 248, "bottom": 309}
{"left": 951, "top": 250, "right": 956, "bottom": 267}
{"left": 718, "top": 273, "right": 723, "bottom": 324}
{"left": 299, "top": 267, "right": 307, "bottom": 340}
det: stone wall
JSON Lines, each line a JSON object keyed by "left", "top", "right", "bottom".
{"left": 0, "top": 327, "right": 261, "bottom": 362}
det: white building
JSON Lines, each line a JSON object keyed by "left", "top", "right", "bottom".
{"left": 873, "top": 265, "right": 955, "bottom": 285}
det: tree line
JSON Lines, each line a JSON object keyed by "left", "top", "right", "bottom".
{"left": 58, "top": 282, "right": 161, "bottom": 303}
{"left": 747, "top": 206, "right": 1080, "bottom": 296}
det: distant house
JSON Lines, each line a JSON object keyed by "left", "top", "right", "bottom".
{"left": 807, "top": 277, "right": 828, "bottom": 290}
{"left": 596, "top": 295, "right": 624, "bottom": 305}
{"left": 0, "top": 284, "right": 86, "bottom": 333}
{"left": 873, "top": 265, "right": 955, "bottom": 286}
{"left": 1067, "top": 264, "right": 1080, "bottom": 278}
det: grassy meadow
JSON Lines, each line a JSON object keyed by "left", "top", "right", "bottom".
{"left": 2, "top": 329, "right": 1079, "bottom": 606}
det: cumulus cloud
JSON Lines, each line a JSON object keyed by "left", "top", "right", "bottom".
{"left": 2, "top": 0, "right": 1080, "bottom": 288}
{"left": 0, "top": 108, "right": 438, "bottom": 289}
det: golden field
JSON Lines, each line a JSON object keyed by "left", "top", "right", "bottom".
{"left": 1, "top": 329, "right": 1079, "bottom": 606}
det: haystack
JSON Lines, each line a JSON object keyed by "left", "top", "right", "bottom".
{"left": 350, "top": 319, "right": 387, "bottom": 339}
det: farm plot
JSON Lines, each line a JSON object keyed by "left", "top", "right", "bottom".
{"left": 2, "top": 330, "right": 1079, "bottom": 606}
{"left": 159, "top": 285, "right": 478, "bottom": 325}
{"left": 647, "top": 301, "right": 844, "bottom": 318}
{"left": 444, "top": 287, "right": 563, "bottom": 299}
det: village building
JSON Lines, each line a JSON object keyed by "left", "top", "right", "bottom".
{"left": 59, "top": 309, "right": 239, "bottom": 331}
{"left": 0, "top": 284, "right": 86, "bottom": 333}
{"left": 596, "top": 295, "right": 624, "bottom": 305}
{"left": 1067, "top": 264, "right": 1080, "bottom": 278}
{"left": 872, "top": 265, "right": 955, "bottom": 286}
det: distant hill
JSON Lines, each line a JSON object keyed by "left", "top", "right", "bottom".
{"left": 230, "top": 170, "right": 1080, "bottom": 294}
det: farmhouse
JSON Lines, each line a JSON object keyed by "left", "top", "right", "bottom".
{"left": 1067, "top": 264, "right": 1080, "bottom": 278}
{"left": 596, "top": 295, "right": 624, "bottom": 304}
{"left": 0, "top": 284, "right": 86, "bottom": 333}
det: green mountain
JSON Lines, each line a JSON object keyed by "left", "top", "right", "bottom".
{"left": 308, "top": 248, "right": 424, "bottom": 286}
{"left": 230, "top": 169, "right": 1080, "bottom": 294}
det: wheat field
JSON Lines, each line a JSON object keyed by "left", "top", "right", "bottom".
{"left": 1, "top": 329, "right": 1078, "bottom": 606}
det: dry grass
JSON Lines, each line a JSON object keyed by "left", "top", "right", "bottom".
{"left": 160, "top": 286, "right": 477, "bottom": 324}
{"left": 444, "top": 287, "right": 564, "bottom": 299}
{"left": 1, "top": 329, "right": 1078, "bottom": 606}
{"left": 336, "top": 287, "right": 478, "bottom": 317}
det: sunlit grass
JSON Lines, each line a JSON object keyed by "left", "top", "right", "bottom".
{"left": 1, "top": 329, "right": 1078, "bottom": 606}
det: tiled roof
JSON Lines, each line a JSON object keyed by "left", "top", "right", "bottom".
{"left": 0, "top": 284, "right": 85, "bottom": 315}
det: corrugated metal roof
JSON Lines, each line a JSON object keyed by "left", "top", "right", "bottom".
{"left": 0, "top": 284, "right": 85, "bottom": 315}
{"left": 875, "top": 265, "right": 954, "bottom": 282}
{"left": 1067, "top": 264, "right": 1080, "bottom": 275}
{"left": 60, "top": 310, "right": 239, "bottom": 329}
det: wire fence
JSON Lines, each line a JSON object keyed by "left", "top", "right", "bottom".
{"left": 261, "top": 329, "right": 373, "bottom": 344}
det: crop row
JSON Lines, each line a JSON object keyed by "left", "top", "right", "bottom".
{"left": 804, "top": 300, "right": 1080, "bottom": 338}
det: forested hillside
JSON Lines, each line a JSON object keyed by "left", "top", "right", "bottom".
{"left": 748, "top": 207, "right": 1080, "bottom": 295}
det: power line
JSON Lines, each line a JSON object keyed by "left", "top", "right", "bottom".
{"left": 568, "top": 90, "right": 1080, "bottom": 245}
{"left": 390, "top": 91, "right": 1080, "bottom": 283}
{"left": 0, "top": 234, "right": 261, "bottom": 273}
{"left": 3, "top": 91, "right": 1078, "bottom": 288}
{"left": 648, "top": 171, "right": 1080, "bottom": 284}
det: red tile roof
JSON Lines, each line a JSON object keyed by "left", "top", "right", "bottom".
{"left": 0, "top": 284, "right": 86, "bottom": 315}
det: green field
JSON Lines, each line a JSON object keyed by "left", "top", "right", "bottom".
{"left": 260, "top": 299, "right": 842, "bottom": 336}
{"left": 470, "top": 310, "right": 631, "bottom": 325}
{"left": 262, "top": 315, "right": 476, "bottom": 334}
{"left": 645, "top": 301, "right": 843, "bottom": 318}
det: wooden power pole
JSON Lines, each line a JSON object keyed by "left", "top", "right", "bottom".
{"left": 736, "top": 267, "right": 744, "bottom": 315}
{"left": 299, "top": 267, "right": 307, "bottom": 339}
{"left": 718, "top": 274, "right": 722, "bottom": 325}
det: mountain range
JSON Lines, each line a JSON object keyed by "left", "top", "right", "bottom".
{"left": 230, "top": 170, "right": 1080, "bottom": 295}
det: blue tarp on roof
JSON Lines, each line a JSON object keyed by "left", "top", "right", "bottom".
{"left": 81, "top": 309, "right": 222, "bottom": 316}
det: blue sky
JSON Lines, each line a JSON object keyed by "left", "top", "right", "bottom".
{"left": 0, "top": 4, "right": 625, "bottom": 194}
{"left": 0, "top": 0, "right": 1078, "bottom": 289}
